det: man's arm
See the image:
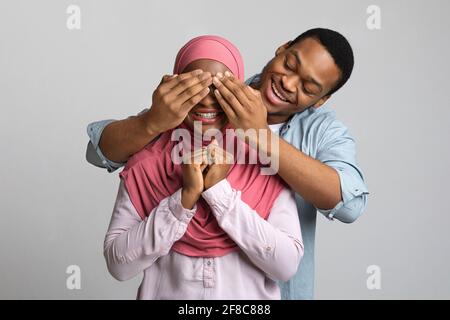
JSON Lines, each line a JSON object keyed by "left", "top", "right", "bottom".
{"left": 85, "top": 111, "right": 151, "bottom": 172}
{"left": 85, "top": 70, "right": 213, "bottom": 171}
{"left": 313, "top": 118, "right": 369, "bottom": 223}
{"left": 213, "top": 73, "right": 368, "bottom": 223}
{"left": 212, "top": 74, "right": 341, "bottom": 209}
{"left": 273, "top": 134, "right": 342, "bottom": 210}
{"left": 98, "top": 111, "right": 158, "bottom": 164}
{"left": 264, "top": 125, "right": 368, "bottom": 223}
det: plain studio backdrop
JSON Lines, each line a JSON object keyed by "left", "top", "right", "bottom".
{"left": 0, "top": 0, "right": 449, "bottom": 299}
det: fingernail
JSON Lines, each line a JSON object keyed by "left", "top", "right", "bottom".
{"left": 213, "top": 77, "right": 220, "bottom": 84}
{"left": 216, "top": 72, "right": 223, "bottom": 79}
{"left": 224, "top": 71, "right": 231, "bottom": 77}
{"left": 194, "top": 69, "right": 203, "bottom": 74}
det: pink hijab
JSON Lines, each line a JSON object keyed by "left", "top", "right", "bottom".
{"left": 120, "top": 35, "right": 286, "bottom": 257}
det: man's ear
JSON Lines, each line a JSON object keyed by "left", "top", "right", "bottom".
{"left": 312, "top": 95, "right": 331, "bottom": 109}
{"left": 275, "top": 41, "right": 292, "bottom": 56}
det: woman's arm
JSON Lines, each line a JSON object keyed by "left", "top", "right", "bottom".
{"left": 201, "top": 180, "right": 304, "bottom": 282}
{"left": 104, "top": 181, "right": 196, "bottom": 281}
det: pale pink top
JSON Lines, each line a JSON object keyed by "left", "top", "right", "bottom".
{"left": 104, "top": 179, "right": 303, "bottom": 300}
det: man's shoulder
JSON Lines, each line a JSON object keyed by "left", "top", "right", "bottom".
{"left": 291, "top": 105, "right": 346, "bottom": 131}
{"left": 287, "top": 105, "right": 354, "bottom": 153}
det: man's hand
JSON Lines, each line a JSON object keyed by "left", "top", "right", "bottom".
{"left": 212, "top": 71, "right": 268, "bottom": 133}
{"left": 203, "top": 139, "right": 233, "bottom": 190}
{"left": 98, "top": 70, "right": 212, "bottom": 164}
{"left": 145, "top": 69, "right": 213, "bottom": 135}
{"left": 181, "top": 148, "right": 208, "bottom": 209}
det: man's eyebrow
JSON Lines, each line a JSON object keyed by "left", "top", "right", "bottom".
{"left": 291, "top": 51, "right": 323, "bottom": 93}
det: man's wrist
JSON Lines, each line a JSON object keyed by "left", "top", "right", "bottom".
{"left": 140, "top": 110, "right": 161, "bottom": 137}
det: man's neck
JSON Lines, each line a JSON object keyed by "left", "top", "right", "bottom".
{"left": 267, "top": 114, "right": 290, "bottom": 125}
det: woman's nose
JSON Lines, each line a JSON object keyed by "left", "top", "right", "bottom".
{"left": 199, "top": 90, "right": 220, "bottom": 107}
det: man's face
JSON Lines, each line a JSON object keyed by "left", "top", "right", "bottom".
{"left": 259, "top": 37, "right": 341, "bottom": 122}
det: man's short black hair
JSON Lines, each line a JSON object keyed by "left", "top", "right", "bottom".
{"left": 289, "top": 28, "right": 354, "bottom": 96}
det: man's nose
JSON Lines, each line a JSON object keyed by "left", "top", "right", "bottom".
{"left": 282, "top": 74, "right": 298, "bottom": 93}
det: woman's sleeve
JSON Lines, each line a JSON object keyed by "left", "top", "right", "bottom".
{"left": 201, "top": 179, "right": 304, "bottom": 282}
{"left": 103, "top": 180, "right": 196, "bottom": 281}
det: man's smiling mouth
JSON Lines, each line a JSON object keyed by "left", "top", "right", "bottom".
{"left": 271, "top": 77, "right": 290, "bottom": 103}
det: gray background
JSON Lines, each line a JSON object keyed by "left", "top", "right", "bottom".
{"left": 0, "top": 0, "right": 449, "bottom": 299}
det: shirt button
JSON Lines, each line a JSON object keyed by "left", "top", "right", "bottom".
{"left": 265, "top": 246, "right": 272, "bottom": 251}
{"left": 207, "top": 260, "right": 211, "bottom": 266}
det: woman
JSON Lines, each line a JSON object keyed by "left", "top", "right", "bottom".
{"left": 104, "top": 35, "right": 304, "bottom": 299}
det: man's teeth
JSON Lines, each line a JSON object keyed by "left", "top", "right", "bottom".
{"left": 195, "top": 112, "right": 220, "bottom": 119}
{"left": 271, "top": 81, "right": 288, "bottom": 102}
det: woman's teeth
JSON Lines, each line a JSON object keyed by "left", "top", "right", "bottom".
{"left": 195, "top": 112, "right": 220, "bottom": 119}
{"left": 271, "top": 80, "right": 288, "bottom": 102}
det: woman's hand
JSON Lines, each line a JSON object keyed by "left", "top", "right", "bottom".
{"left": 145, "top": 70, "right": 213, "bottom": 135}
{"left": 204, "top": 140, "right": 234, "bottom": 190}
{"left": 181, "top": 141, "right": 234, "bottom": 209}
{"left": 181, "top": 148, "right": 208, "bottom": 209}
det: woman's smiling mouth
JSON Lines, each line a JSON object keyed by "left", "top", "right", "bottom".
{"left": 190, "top": 109, "right": 224, "bottom": 124}
{"left": 194, "top": 112, "right": 220, "bottom": 119}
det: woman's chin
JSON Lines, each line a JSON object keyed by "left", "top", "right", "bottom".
{"left": 185, "top": 119, "right": 228, "bottom": 134}
{"left": 203, "top": 122, "right": 228, "bottom": 132}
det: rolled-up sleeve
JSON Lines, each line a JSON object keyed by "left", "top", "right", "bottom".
{"left": 86, "top": 119, "right": 124, "bottom": 172}
{"left": 316, "top": 118, "right": 369, "bottom": 223}
{"left": 85, "top": 108, "right": 149, "bottom": 173}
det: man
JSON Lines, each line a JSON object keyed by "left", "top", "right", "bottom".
{"left": 86, "top": 28, "right": 369, "bottom": 299}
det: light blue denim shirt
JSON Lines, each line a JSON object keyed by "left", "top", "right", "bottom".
{"left": 86, "top": 74, "right": 369, "bottom": 300}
